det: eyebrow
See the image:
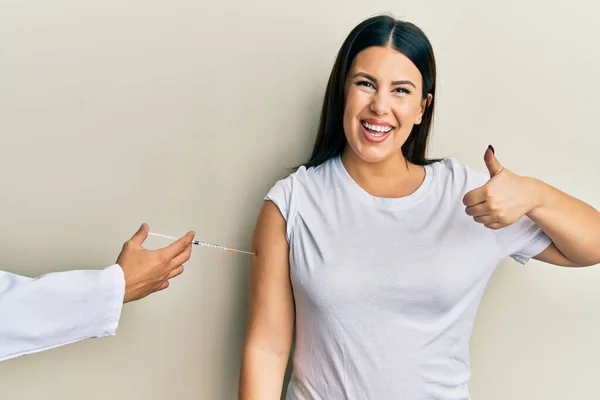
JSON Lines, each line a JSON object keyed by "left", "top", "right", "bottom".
{"left": 353, "top": 72, "right": 416, "bottom": 89}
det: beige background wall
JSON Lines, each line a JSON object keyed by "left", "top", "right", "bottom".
{"left": 1, "top": 1, "right": 598, "bottom": 399}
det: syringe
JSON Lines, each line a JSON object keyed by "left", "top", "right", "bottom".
{"left": 149, "top": 232, "right": 255, "bottom": 255}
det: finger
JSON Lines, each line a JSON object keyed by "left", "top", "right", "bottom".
{"left": 170, "top": 243, "right": 193, "bottom": 268}
{"left": 465, "top": 203, "right": 489, "bottom": 217}
{"left": 484, "top": 222, "right": 504, "bottom": 230}
{"left": 473, "top": 215, "right": 494, "bottom": 224}
{"left": 462, "top": 188, "right": 487, "bottom": 207}
{"left": 130, "top": 223, "right": 149, "bottom": 246}
{"left": 158, "top": 281, "right": 170, "bottom": 291}
{"left": 167, "top": 265, "right": 184, "bottom": 280}
{"left": 484, "top": 145, "right": 504, "bottom": 178}
{"left": 162, "top": 231, "right": 195, "bottom": 259}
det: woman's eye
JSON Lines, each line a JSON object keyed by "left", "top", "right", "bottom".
{"left": 394, "top": 87, "right": 411, "bottom": 94}
{"left": 356, "top": 80, "right": 375, "bottom": 89}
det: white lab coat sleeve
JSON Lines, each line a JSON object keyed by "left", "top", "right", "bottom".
{"left": 0, "top": 264, "right": 125, "bottom": 362}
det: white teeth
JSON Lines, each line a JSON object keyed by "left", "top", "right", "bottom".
{"left": 362, "top": 121, "right": 393, "bottom": 133}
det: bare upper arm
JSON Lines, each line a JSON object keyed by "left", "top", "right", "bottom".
{"left": 244, "top": 200, "right": 295, "bottom": 353}
{"left": 533, "top": 242, "right": 582, "bottom": 267}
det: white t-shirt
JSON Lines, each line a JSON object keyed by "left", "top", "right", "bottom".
{"left": 265, "top": 156, "right": 552, "bottom": 400}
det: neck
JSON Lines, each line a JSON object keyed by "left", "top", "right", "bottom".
{"left": 340, "top": 148, "right": 424, "bottom": 199}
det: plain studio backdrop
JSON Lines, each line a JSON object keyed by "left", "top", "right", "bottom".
{"left": 1, "top": 1, "right": 598, "bottom": 399}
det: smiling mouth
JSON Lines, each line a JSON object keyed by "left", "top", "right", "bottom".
{"left": 361, "top": 121, "right": 394, "bottom": 137}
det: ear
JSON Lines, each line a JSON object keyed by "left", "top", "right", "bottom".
{"left": 415, "top": 93, "right": 433, "bottom": 125}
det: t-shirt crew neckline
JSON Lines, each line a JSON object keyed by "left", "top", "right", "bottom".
{"left": 332, "top": 155, "right": 436, "bottom": 211}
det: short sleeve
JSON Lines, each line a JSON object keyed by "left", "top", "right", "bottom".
{"left": 455, "top": 159, "right": 552, "bottom": 265}
{"left": 264, "top": 168, "right": 303, "bottom": 242}
{"left": 265, "top": 178, "right": 292, "bottom": 221}
{"left": 495, "top": 215, "right": 553, "bottom": 264}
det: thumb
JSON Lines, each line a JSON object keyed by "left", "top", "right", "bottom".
{"left": 484, "top": 145, "right": 504, "bottom": 178}
{"left": 130, "top": 223, "right": 149, "bottom": 245}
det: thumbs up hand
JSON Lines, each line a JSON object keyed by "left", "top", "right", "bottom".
{"left": 462, "top": 146, "right": 540, "bottom": 230}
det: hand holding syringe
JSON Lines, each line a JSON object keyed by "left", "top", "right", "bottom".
{"left": 149, "top": 232, "right": 255, "bottom": 255}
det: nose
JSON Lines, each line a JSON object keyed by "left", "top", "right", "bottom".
{"left": 369, "top": 91, "right": 390, "bottom": 116}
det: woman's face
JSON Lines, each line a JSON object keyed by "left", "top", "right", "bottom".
{"left": 342, "top": 46, "right": 431, "bottom": 164}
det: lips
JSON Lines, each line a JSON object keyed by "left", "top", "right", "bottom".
{"left": 360, "top": 119, "right": 394, "bottom": 143}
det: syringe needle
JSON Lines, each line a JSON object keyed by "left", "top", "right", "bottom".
{"left": 192, "top": 240, "right": 255, "bottom": 255}
{"left": 149, "top": 232, "right": 254, "bottom": 255}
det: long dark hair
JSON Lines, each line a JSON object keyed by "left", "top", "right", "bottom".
{"left": 302, "top": 15, "right": 439, "bottom": 169}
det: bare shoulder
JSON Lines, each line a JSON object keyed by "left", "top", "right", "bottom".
{"left": 252, "top": 201, "right": 288, "bottom": 256}
{"left": 249, "top": 200, "right": 291, "bottom": 290}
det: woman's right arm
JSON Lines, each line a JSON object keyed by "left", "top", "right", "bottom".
{"left": 239, "top": 201, "right": 295, "bottom": 399}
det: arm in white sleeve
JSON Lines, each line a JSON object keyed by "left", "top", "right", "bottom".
{"left": 0, "top": 264, "right": 125, "bottom": 362}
